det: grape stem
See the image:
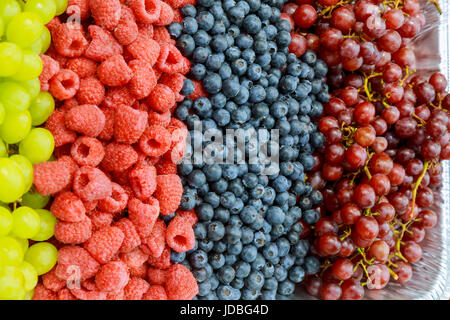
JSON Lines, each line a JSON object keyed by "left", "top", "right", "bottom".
{"left": 427, "top": 0, "right": 442, "bottom": 14}
{"left": 363, "top": 72, "right": 383, "bottom": 101}
{"left": 410, "top": 160, "right": 431, "bottom": 219}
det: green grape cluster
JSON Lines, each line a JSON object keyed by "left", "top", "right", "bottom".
{"left": 0, "top": 0, "right": 67, "bottom": 300}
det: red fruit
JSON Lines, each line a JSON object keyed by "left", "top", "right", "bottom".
{"left": 101, "top": 142, "right": 138, "bottom": 172}
{"left": 138, "top": 126, "right": 172, "bottom": 158}
{"left": 52, "top": 23, "right": 88, "bottom": 58}
{"left": 70, "top": 136, "right": 105, "bottom": 167}
{"left": 114, "top": 104, "right": 148, "bottom": 144}
{"left": 55, "top": 246, "right": 100, "bottom": 280}
{"left": 128, "top": 59, "right": 157, "bottom": 99}
{"left": 84, "top": 226, "right": 125, "bottom": 264}
{"left": 89, "top": 0, "right": 121, "bottom": 30}
{"left": 124, "top": 277, "right": 150, "bottom": 300}
{"left": 143, "top": 219, "right": 166, "bottom": 258}
{"left": 73, "top": 166, "right": 112, "bottom": 201}
{"left": 66, "top": 57, "right": 97, "bottom": 79}
{"left": 85, "top": 25, "right": 123, "bottom": 62}
{"left": 33, "top": 160, "right": 72, "bottom": 196}
{"left": 127, "top": 34, "right": 161, "bottom": 66}
{"left": 98, "top": 183, "right": 129, "bottom": 213}
{"left": 95, "top": 261, "right": 129, "bottom": 292}
{"left": 51, "top": 191, "right": 86, "bottom": 222}
{"left": 165, "top": 264, "right": 198, "bottom": 300}
{"left": 166, "top": 216, "right": 195, "bottom": 253}
{"left": 114, "top": 218, "right": 142, "bottom": 253}
{"left": 65, "top": 104, "right": 105, "bottom": 137}
{"left": 128, "top": 0, "right": 162, "bottom": 24}
{"left": 129, "top": 164, "right": 157, "bottom": 201}
{"left": 128, "top": 197, "right": 160, "bottom": 238}
{"left": 153, "top": 174, "right": 183, "bottom": 215}
{"left": 114, "top": 5, "right": 139, "bottom": 46}
{"left": 293, "top": 4, "right": 317, "bottom": 29}
{"left": 147, "top": 84, "right": 176, "bottom": 113}
{"left": 32, "top": 284, "right": 58, "bottom": 300}
{"left": 142, "top": 285, "right": 168, "bottom": 300}
{"left": 49, "top": 69, "right": 80, "bottom": 101}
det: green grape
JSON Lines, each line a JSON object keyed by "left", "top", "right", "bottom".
{"left": 29, "top": 91, "right": 54, "bottom": 126}
{"left": 12, "top": 237, "right": 28, "bottom": 256}
{"left": 0, "top": 158, "right": 26, "bottom": 203}
{"left": 28, "top": 26, "right": 51, "bottom": 54}
{"left": 16, "top": 78, "right": 41, "bottom": 100}
{"left": 0, "top": 42, "right": 23, "bottom": 77}
{"left": 0, "top": 82, "right": 31, "bottom": 112}
{"left": 0, "top": 139, "right": 7, "bottom": 158}
{"left": 24, "top": 242, "right": 57, "bottom": 275}
{"left": 25, "top": 0, "right": 56, "bottom": 25}
{"left": 53, "top": 0, "right": 68, "bottom": 15}
{"left": 0, "top": 0, "right": 22, "bottom": 25}
{"left": 19, "top": 128, "right": 54, "bottom": 165}
{"left": 0, "top": 236, "right": 24, "bottom": 266}
{"left": 11, "top": 51, "right": 43, "bottom": 81}
{"left": 0, "top": 102, "right": 4, "bottom": 125}
{"left": 30, "top": 209, "right": 56, "bottom": 241}
{"left": 6, "top": 12, "right": 44, "bottom": 48}
{"left": 20, "top": 189, "right": 50, "bottom": 209}
{"left": 0, "top": 110, "right": 32, "bottom": 144}
{"left": 17, "top": 261, "right": 37, "bottom": 291}
{"left": 10, "top": 206, "right": 40, "bottom": 239}
{"left": 0, "top": 266, "right": 25, "bottom": 300}
{"left": 23, "top": 289, "right": 34, "bottom": 300}
{"left": 0, "top": 17, "right": 4, "bottom": 38}
{"left": 10, "top": 155, "right": 33, "bottom": 193}
{"left": 0, "top": 207, "right": 13, "bottom": 236}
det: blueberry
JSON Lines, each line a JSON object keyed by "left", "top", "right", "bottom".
{"left": 242, "top": 14, "right": 262, "bottom": 34}
{"left": 196, "top": 11, "right": 214, "bottom": 31}
{"left": 199, "top": 238, "right": 214, "bottom": 252}
{"left": 209, "top": 2, "right": 224, "bottom": 19}
{"left": 258, "top": 4, "right": 272, "bottom": 20}
{"left": 249, "top": 184, "right": 265, "bottom": 199}
{"left": 304, "top": 256, "right": 320, "bottom": 275}
{"left": 179, "top": 80, "right": 194, "bottom": 98}
{"left": 192, "top": 46, "right": 211, "bottom": 64}
{"left": 196, "top": 203, "right": 214, "bottom": 221}
{"left": 225, "top": 225, "right": 242, "bottom": 244}
{"left": 253, "top": 231, "right": 266, "bottom": 248}
{"left": 245, "top": 271, "right": 265, "bottom": 290}
{"left": 211, "top": 34, "right": 229, "bottom": 53}
{"left": 270, "top": 101, "right": 288, "bottom": 119}
{"left": 231, "top": 58, "right": 247, "bottom": 76}
{"left": 170, "top": 251, "right": 186, "bottom": 264}
{"left": 279, "top": 75, "right": 299, "bottom": 93}
{"left": 288, "top": 265, "right": 305, "bottom": 284}
{"left": 241, "top": 288, "right": 258, "bottom": 300}
{"left": 310, "top": 131, "right": 325, "bottom": 148}
{"left": 255, "top": 52, "right": 271, "bottom": 67}
{"left": 223, "top": 0, "right": 236, "bottom": 11}
{"left": 182, "top": 17, "right": 198, "bottom": 35}
{"left": 209, "top": 252, "right": 226, "bottom": 269}
{"left": 193, "top": 30, "right": 211, "bottom": 46}
{"left": 222, "top": 79, "right": 240, "bottom": 98}
{"left": 248, "top": 85, "right": 266, "bottom": 103}
{"left": 176, "top": 34, "right": 195, "bottom": 56}
{"left": 292, "top": 239, "right": 309, "bottom": 258}
{"left": 271, "top": 52, "right": 286, "bottom": 68}
{"left": 206, "top": 53, "right": 225, "bottom": 71}
{"left": 190, "top": 250, "right": 208, "bottom": 268}
{"left": 192, "top": 268, "right": 208, "bottom": 282}
{"left": 270, "top": 223, "right": 285, "bottom": 239}
{"left": 219, "top": 63, "right": 232, "bottom": 80}
{"left": 181, "top": 5, "right": 197, "bottom": 17}
{"left": 314, "top": 59, "right": 328, "bottom": 78}
{"left": 276, "top": 19, "right": 291, "bottom": 32}
{"left": 233, "top": 85, "right": 249, "bottom": 104}
{"left": 179, "top": 191, "right": 196, "bottom": 210}
{"left": 240, "top": 245, "right": 258, "bottom": 263}
{"left": 228, "top": 179, "right": 244, "bottom": 197}
{"left": 230, "top": 198, "right": 244, "bottom": 215}
{"left": 264, "top": 24, "right": 278, "bottom": 41}
{"left": 220, "top": 191, "right": 236, "bottom": 209}
{"left": 168, "top": 22, "right": 182, "bottom": 38}
{"left": 311, "top": 190, "right": 323, "bottom": 205}
{"left": 261, "top": 289, "right": 277, "bottom": 300}
{"left": 191, "top": 63, "right": 207, "bottom": 80}
{"left": 274, "top": 265, "right": 288, "bottom": 282}
{"left": 277, "top": 280, "right": 295, "bottom": 296}
{"left": 213, "top": 241, "right": 227, "bottom": 253}
{"left": 217, "top": 285, "right": 236, "bottom": 300}
{"left": 303, "top": 209, "right": 319, "bottom": 224}
{"left": 210, "top": 275, "right": 220, "bottom": 291}
{"left": 252, "top": 255, "right": 266, "bottom": 270}
{"left": 211, "top": 178, "right": 228, "bottom": 194}
{"left": 218, "top": 265, "right": 236, "bottom": 284}
{"left": 235, "top": 34, "right": 253, "bottom": 49}
{"left": 193, "top": 223, "right": 207, "bottom": 240}
{"left": 225, "top": 46, "right": 240, "bottom": 61}
{"left": 241, "top": 226, "right": 254, "bottom": 245}
{"left": 198, "top": 279, "right": 212, "bottom": 296}
{"left": 227, "top": 6, "right": 245, "bottom": 25}
{"left": 203, "top": 73, "right": 222, "bottom": 94}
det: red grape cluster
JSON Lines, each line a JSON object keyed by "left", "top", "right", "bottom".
{"left": 284, "top": 0, "right": 448, "bottom": 300}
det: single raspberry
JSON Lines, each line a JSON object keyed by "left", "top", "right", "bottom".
{"left": 114, "top": 104, "right": 148, "bottom": 144}
{"left": 54, "top": 217, "right": 92, "bottom": 244}
{"left": 142, "top": 285, "right": 167, "bottom": 300}
{"left": 147, "top": 267, "right": 167, "bottom": 285}
{"left": 147, "top": 244, "right": 171, "bottom": 269}
{"left": 84, "top": 226, "right": 125, "bottom": 264}
{"left": 49, "top": 69, "right": 80, "bottom": 100}
{"left": 65, "top": 104, "right": 106, "bottom": 137}
{"left": 51, "top": 191, "right": 86, "bottom": 222}
{"left": 76, "top": 77, "right": 105, "bottom": 105}
{"left": 143, "top": 219, "right": 166, "bottom": 258}
{"left": 114, "top": 5, "right": 139, "bottom": 46}
{"left": 101, "top": 142, "right": 138, "bottom": 172}
{"left": 42, "top": 268, "right": 66, "bottom": 292}
{"left": 129, "top": 264, "right": 148, "bottom": 278}
{"left": 58, "top": 155, "right": 79, "bottom": 182}
{"left": 85, "top": 25, "right": 123, "bottom": 62}
{"left": 32, "top": 284, "right": 58, "bottom": 300}
{"left": 156, "top": 43, "right": 184, "bottom": 74}
{"left": 172, "top": 9, "right": 182, "bottom": 23}
{"left": 66, "top": 57, "right": 97, "bottom": 79}
{"left": 39, "top": 54, "right": 60, "bottom": 85}
{"left": 102, "top": 86, "right": 136, "bottom": 109}
{"left": 147, "top": 84, "right": 175, "bottom": 113}
{"left": 153, "top": 174, "right": 183, "bottom": 215}
{"left": 98, "top": 107, "right": 115, "bottom": 141}
{"left": 55, "top": 246, "right": 100, "bottom": 280}
{"left": 52, "top": 23, "right": 88, "bottom": 58}
{"left": 89, "top": 210, "right": 113, "bottom": 231}
{"left": 155, "top": 1, "right": 174, "bottom": 26}
{"left": 67, "top": 0, "right": 90, "bottom": 20}
{"left": 114, "top": 218, "right": 141, "bottom": 253}
{"left": 128, "top": 0, "right": 162, "bottom": 24}
{"left": 73, "top": 166, "right": 113, "bottom": 201}
{"left": 129, "top": 164, "right": 157, "bottom": 201}
{"left": 70, "top": 136, "right": 105, "bottom": 167}
{"left": 148, "top": 110, "right": 171, "bottom": 127}
{"left": 137, "top": 23, "right": 154, "bottom": 40}
{"left": 70, "top": 288, "right": 107, "bottom": 300}
{"left": 57, "top": 288, "right": 77, "bottom": 300}
{"left": 89, "top": 0, "right": 121, "bottom": 31}
{"left": 165, "top": 0, "right": 196, "bottom": 9}
{"left": 188, "top": 79, "right": 209, "bottom": 100}
{"left": 138, "top": 126, "right": 171, "bottom": 158}
{"left": 46, "top": 16, "right": 61, "bottom": 32}
{"left": 152, "top": 26, "right": 171, "bottom": 43}
{"left": 176, "top": 209, "right": 198, "bottom": 226}
{"left": 95, "top": 261, "right": 130, "bottom": 292}
{"left": 83, "top": 199, "right": 99, "bottom": 212}
{"left": 178, "top": 57, "right": 191, "bottom": 76}
{"left": 98, "top": 183, "right": 129, "bottom": 213}
{"left": 155, "top": 159, "right": 177, "bottom": 175}
{"left": 45, "top": 111, "right": 77, "bottom": 147}
{"left": 166, "top": 216, "right": 195, "bottom": 253}
{"left": 124, "top": 277, "right": 150, "bottom": 300}
{"left": 121, "top": 247, "right": 149, "bottom": 269}
{"left": 126, "top": 34, "right": 161, "bottom": 66}
{"left": 128, "top": 197, "right": 160, "bottom": 238}
{"left": 97, "top": 54, "right": 133, "bottom": 87}
{"left": 159, "top": 72, "right": 185, "bottom": 100}
{"left": 165, "top": 264, "right": 198, "bottom": 300}
{"left": 33, "top": 160, "right": 72, "bottom": 195}
{"left": 107, "top": 289, "right": 125, "bottom": 300}
{"left": 128, "top": 59, "right": 157, "bottom": 99}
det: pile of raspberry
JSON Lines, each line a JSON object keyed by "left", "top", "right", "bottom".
{"left": 31, "top": 0, "right": 201, "bottom": 300}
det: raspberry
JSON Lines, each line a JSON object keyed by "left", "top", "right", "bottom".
{"left": 155, "top": 159, "right": 177, "bottom": 175}
{"left": 98, "top": 182, "right": 129, "bottom": 213}
{"left": 70, "top": 136, "right": 105, "bottom": 167}
{"left": 45, "top": 111, "right": 77, "bottom": 147}
{"left": 66, "top": 58, "right": 97, "bottom": 79}
{"left": 121, "top": 247, "right": 149, "bottom": 269}
{"left": 53, "top": 145, "right": 72, "bottom": 159}
{"left": 166, "top": 216, "right": 195, "bottom": 252}
{"left": 147, "top": 244, "right": 171, "bottom": 269}
{"left": 33, "top": 160, "right": 72, "bottom": 196}
{"left": 51, "top": 191, "right": 86, "bottom": 222}
{"left": 54, "top": 217, "right": 92, "bottom": 244}
{"left": 152, "top": 26, "right": 171, "bottom": 43}
{"left": 114, "top": 5, "right": 139, "bottom": 46}
{"left": 129, "top": 164, "right": 157, "bottom": 201}
{"left": 178, "top": 57, "right": 191, "bottom": 75}
{"left": 155, "top": 1, "right": 174, "bottom": 26}
{"left": 142, "top": 285, "right": 167, "bottom": 300}
{"left": 128, "top": 197, "right": 160, "bottom": 238}
{"left": 148, "top": 110, "right": 171, "bottom": 127}
{"left": 114, "top": 218, "right": 141, "bottom": 253}
{"left": 83, "top": 199, "right": 99, "bottom": 212}
{"left": 102, "top": 86, "right": 136, "bottom": 109}
{"left": 46, "top": 16, "right": 61, "bottom": 32}
{"left": 159, "top": 72, "right": 185, "bottom": 100}
{"left": 129, "top": 263, "right": 148, "bottom": 278}
{"left": 165, "top": 264, "right": 198, "bottom": 300}
{"left": 97, "top": 54, "right": 133, "bottom": 87}
{"left": 39, "top": 54, "right": 60, "bottom": 85}
{"left": 60, "top": 98, "right": 78, "bottom": 113}
{"left": 124, "top": 277, "right": 150, "bottom": 300}
{"left": 126, "top": 34, "right": 161, "bottom": 66}
{"left": 138, "top": 126, "right": 171, "bottom": 158}
{"left": 70, "top": 288, "right": 107, "bottom": 300}
{"left": 73, "top": 166, "right": 113, "bottom": 201}
{"left": 95, "top": 261, "right": 130, "bottom": 292}
{"left": 84, "top": 226, "right": 125, "bottom": 263}
{"left": 143, "top": 219, "right": 166, "bottom": 257}
{"left": 65, "top": 104, "right": 106, "bottom": 137}
{"left": 77, "top": 77, "right": 105, "bottom": 105}
{"left": 58, "top": 155, "right": 79, "bottom": 182}
{"left": 32, "top": 284, "right": 58, "bottom": 300}
{"left": 156, "top": 43, "right": 184, "bottom": 74}
{"left": 188, "top": 79, "right": 209, "bottom": 100}
{"left": 172, "top": 9, "right": 182, "bottom": 23}
{"left": 46, "top": 45, "right": 69, "bottom": 68}
{"left": 147, "top": 84, "right": 175, "bottom": 113}
{"left": 52, "top": 23, "right": 88, "bottom": 58}
{"left": 55, "top": 246, "right": 100, "bottom": 280}
{"left": 128, "top": 59, "right": 157, "bottom": 99}
{"left": 49, "top": 69, "right": 80, "bottom": 100}
{"left": 165, "top": 0, "right": 196, "bottom": 9}
{"left": 107, "top": 289, "right": 125, "bottom": 300}
{"left": 154, "top": 174, "right": 183, "bottom": 215}
{"left": 114, "top": 104, "right": 148, "bottom": 144}
{"left": 89, "top": 0, "right": 121, "bottom": 31}
{"left": 128, "top": 0, "right": 162, "bottom": 24}
{"left": 98, "top": 107, "right": 115, "bottom": 141}
{"left": 89, "top": 210, "right": 113, "bottom": 231}
{"left": 176, "top": 209, "right": 198, "bottom": 226}
{"left": 101, "top": 142, "right": 138, "bottom": 172}
{"left": 147, "top": 267, "right": 167, "bottom": 285}
{"left": 138, "top": 23, "right": 154, "bottom": 40}
{"left": 67, "top": 0, "right": 90, "bottom": 20}
{"left": 57, "top": 288, "right": 77, "bottom": 300}
{"left": 85, "top": 25, "right": 123, "bottom": 62}
{"left": 42, "top": 268, "right": 66, "bottom": 292}
{"left": 81, "top": 278, "right": 97, "bottom": 291}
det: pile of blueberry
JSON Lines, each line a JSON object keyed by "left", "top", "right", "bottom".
{"left": 169, "top": 0, "right": 330, "bottom": 300}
